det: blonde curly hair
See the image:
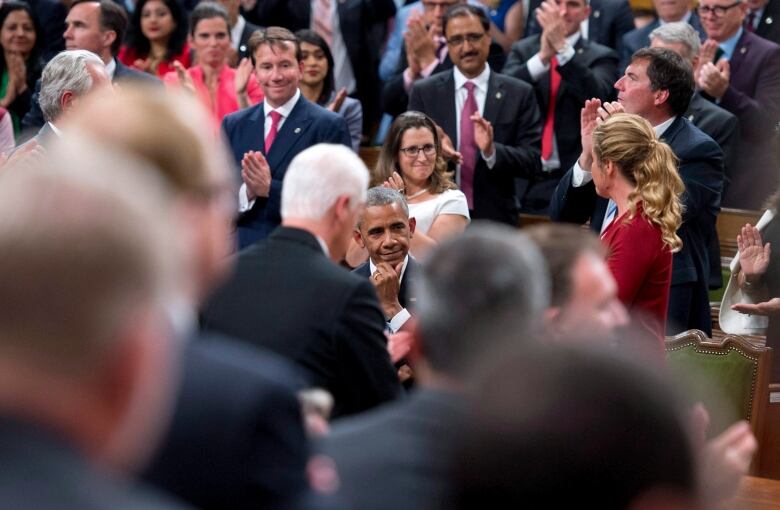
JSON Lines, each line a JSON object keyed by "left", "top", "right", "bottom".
{"left": 592, "top": 113, "right": 684, "bottom": 252}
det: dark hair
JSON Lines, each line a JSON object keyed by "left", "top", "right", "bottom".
{"left": 454, "top": 346, "right": 697, "bottom": 509}
{"left": 188, "top": 1, "right": 228, "bottom": 37}
{"left": 248, "top": 26, "right": 301, "bottom": 66}
{"left": 524, "top": 224, "right": 605, "bottom": 307}
{"left": 70, "top": 0, "right": 128, "bottom": 57}
{"left": 374, "top": 111, "right": 456, "bottom": 194}
{"left": 125, "top": 0, "right": 187, "bottom": 62}
{"left": 442, "top": 4, "right": 490, "bottom": 35}
{"left": 630, "top": 47, "right": 694, "bottom": 116}
{"left": 0, "top": 1, "right": 42, "bottom": 84}
{"left": 294, "top": 29, "right": 334, "bottom": 106}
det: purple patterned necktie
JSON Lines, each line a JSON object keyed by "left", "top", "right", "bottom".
{"left": 460, "top": 81, "right": 477, "bottom": 208}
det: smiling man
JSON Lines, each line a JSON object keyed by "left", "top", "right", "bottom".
{"left": 696, "top": 0, "right": 780, "bottom": 208}
{"left": 353, "top": 187, "right": 419, "bottom": 333}
{"left": 550, "top": 47, "right": 724, "bottom": 338}
{"left": 222, "top": 26, "right": 351, "bottom": 248}
{"left": 409, "top": 4, "right": 542, "bottom": 226}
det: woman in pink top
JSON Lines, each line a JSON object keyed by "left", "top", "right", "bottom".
{"left": 119, "top": 0, "right": 190, "bottom": 78}
{"left": 163, "top": 3, "right": 262, "bottom": 126}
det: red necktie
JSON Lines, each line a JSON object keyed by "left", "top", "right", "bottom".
{"left": 541, "top": 56, "right": 561, "bottom": 161}
{"left": 460, "top": 81, "right": 478, "bottom": 208}
{"left": 313, "top": 0, "right": 333, "bottom": 46}
{"left": 745, "top": 11, "right": 756, "bottom": 32}
{"left": 265, "top": 110, "right": 282, "bottom": 153}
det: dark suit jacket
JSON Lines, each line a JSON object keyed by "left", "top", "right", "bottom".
{"left": 409, "top": 69, "right": 542, "bottom": 225}
{"left": 685, "top": 92, "right": 740, "bottom": 184}
{"left": 201, "top": 227, "right": 402, "bottom": 418}
{"left": 143, "top": 336, "right": 322, "bottom": 510}
{"left": 317, "top": 388, "right": 464, "bottom": 510}
{"left": 619, "top": 13, "right": 705, "bottom": 71}
{"left": 222, "top": 97, "right": 351, "bottom": 248}
{"left": 710, "top": 29, "right": 780, "bottom": 208}
{"left": 381, "top": 41, "right": 507, "bottom": 119}
{"left": 0, "top": 416, "right": 187, "bottom": 509}
{"left": 28, "top": 0, "right": 66, "bottom": 62}
{"left": 242, "top": 0, "right": 395, "bottom": 132}
{"left": 550, "top": 117, "right": 724, "bottom": 330}
{"left": 526, "top": 0, "right": 635, "bottom": 50}
{"left": 353, "top": 256, "right": 420, "bottom": 311}
{"left": 503, "top": 35, "right": 618, "bottom": 212}
{"left": 755, "top": 0, "right": 780, "bottom": 45}
{"left": 21, "top": 59, "right": 160, "bottom": 136}
{"left": 238, "top": 19, "right": 263, "bottom": 62}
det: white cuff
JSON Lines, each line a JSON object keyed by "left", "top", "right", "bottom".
{"left": 481, "top": 148, "right": 497, "bottom": 169}
{"left": 238, "top": 183, "right": 256, "bottom": 212}
{"left": 556, "top": 43, "right": 576, "bottom": 66}
{"left": 571, "top": 160, "right": 593, "bottom": 187}
{"left": 388, "top": 308, "right": 411, "bottom": 333}
{"left": 527, "top": 53, "right": 548, "bottom": 81}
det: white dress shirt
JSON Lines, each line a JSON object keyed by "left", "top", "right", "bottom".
{"left": 369, "top": 255, "right": 412, "bottom": 332}
{"left": 231, "top": 15, "right": 246, "bottom": 51}
{"left": 238, "top": 89, "right": 302, "bottom": 212}
{"left": 453, "top": 64, "right": 497, "bottom": 180}
{"left": 311, "top": 0, "right": 356, "bottom": 94}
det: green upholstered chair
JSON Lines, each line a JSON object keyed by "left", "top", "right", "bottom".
{"left": 665, "top": 330, "right": 772, "bottom": 447}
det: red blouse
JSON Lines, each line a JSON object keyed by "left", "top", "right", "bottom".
{"left": 118, "top": 42, "right": 191, "bottom": 79}
{"left": 601, "top": 204, "right": 673, "bottom": 351}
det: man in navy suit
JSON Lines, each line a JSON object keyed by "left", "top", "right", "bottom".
{"left": 21, "top": 0, "right": 158, "bottom": 134}
{"left": 620, "top": 0, "right": 706, "bottom": 70}
{"left": 526, "top": 0, "right": 635, "bottom": 50}
{"left": 746, "top": 0, "right": 780, "bottom": 44}
{"left": 696, "top": 0, "right": 780, "bottom": 208}
{"left": 550, "top": 48, "right": 724, "bottom": 336}
{"left": 223, "top": 27, "right": 351, "bottom": 248}
{"left": 408, "top": 5, "right": 542, "bottom": 226}
{"left": 353, "top": 187, "right": 419, "bottom": 333}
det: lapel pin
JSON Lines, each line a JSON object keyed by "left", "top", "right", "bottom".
{"left": 593, "top": 10, "right": 600, "bottom": 17}
{"left": 577, "top": 48, "right": 584, "bottom": 54}
{"left": 294, "top": 127, "right": 301, "bottom": 134}
{"left": 766, "top": 16, "right": 773, "bottom": 24}
{"left": 496, "top": 91, "right": 502, "bottom": 99}
{"left": 239, "top": 44, "right": 247, "bottom": 53}
{"left": 740, "top": 46, "right": 747, "bottom": 54}
{"left": 688, "top": 114, "right": 695, "bottom": 122}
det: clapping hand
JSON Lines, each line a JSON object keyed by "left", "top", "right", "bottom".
{"left": 173, "top": 61, "right": 195, "bottom": 94}
{"left": 382, "top": 171, "right": 406, "bottom": 193}
{"left": 578, "top": 98, "right": 601, "bottom": 170}
{"left": 697, "top": 59, "right": 730, "bottom": 100}
{"left": 326, "top": 87, "right": 348, "bottom": 112}
{"left": 738, "top": 223, "right": 770, "bottom": 280}
{"left": 437, "top": 125, "right": 462, "bottom": 164}
{"left": 471, "top": 112, "right": 495, "bottom": 157}
{"left": 241, "top": 150, "right": 272, "bottom": 200}
{"left": 536, "top": 0, "right": 566, "bottom": 64}
{"left": 732, "top": 298, "right": 780, "bottom": 316}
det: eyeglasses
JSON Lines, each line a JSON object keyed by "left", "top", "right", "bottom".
{"left": 399, "top": 144, "right": 437, "bottom": 158}
{"left": 697, "top": 1, "right": 742, "bottom": 17}
{"left": 446, "top": 32, "right": 486, "bottom": 47}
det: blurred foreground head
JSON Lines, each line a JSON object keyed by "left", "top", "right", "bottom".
{"left": 63, "top": 85, "right": 237, "bottom": 303}
{"left": 454, "top": 346, "right": 698, "bottom": 509}
{"left": 413, "top": 222, "right": 549, "bottom": 380}
{"left": 0, "top": 138, "right": 181, "bottom": 474}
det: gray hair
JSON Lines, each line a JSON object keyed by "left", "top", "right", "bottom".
{"left": 39, "top": 50, "right": 105, "bottom": 123}
{"left": 649, "top": 22, "right": 701, "bottom": 63}
{"left": 414, "top": 222, "right": 550, "bottom": 376}
{"left": 281, "top": 144, "right": 369, "bottom": 221}
{"left": 356, "top": 186, "right": 409, "bottom": 229}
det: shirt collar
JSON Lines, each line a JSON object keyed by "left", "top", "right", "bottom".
{"left": 314, "top": 234, "right": 330, "bottom": 258}
{"left": 654, "top": 116, "right": 677, "bottom": 137}
{"left": 566, "top": 31, "right": 581, "bottom": 46}
{"left": 106, "top": 57, "right": 117, "bottom": 79}
{"left": 264, "top": 88, "right": 301, "bottom": 118}
{"left": 47, "top": 122, "right": 62, "bottom": 137}
{"left": 719, "top": 26, "right": 744, "bottom": 61}
{"left": 369, "top": 254, "right": 410, "bottom": 283}
{"left": 231, "top": 15, "right": 246, "bottom": 50}
{"left": 661, "top": 9, "right": 693, "bottom": 24}
{"left": 453, "top": 63, "right": 491, "bottom": 92}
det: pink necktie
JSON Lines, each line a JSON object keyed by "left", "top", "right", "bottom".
{"left": 460, "top": 81, "right": 477, "bottom": 208}
{"left": 265, "top": 110, "right": 282, "bottom": 153}
{"left": 313, "top": 0, "right": 333, "bottom": 46}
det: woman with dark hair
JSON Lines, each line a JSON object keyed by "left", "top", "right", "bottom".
{"left": 588, "top": 110, "right": 684, "bottom": 347}
{"left": 375, "top": 111, "right": 470, "bottom": 258}
{"left": 295, "top": 29, "right": 362, "bottom": 152}
{"left": 119, "top": 0, "right": 190, "bottom": 78}
{"left": 0, "top": 1, "right": 42, "bottom": 138}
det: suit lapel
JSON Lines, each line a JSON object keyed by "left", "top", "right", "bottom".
{"left": 438, "top": 72, "right": 458, "bottom": 142}
{"left": 727, "top": 30, "right": 751, "bottom": 78}
{"left": 265, "top": 98, "right": 312, "bottom": 177}
{"left": 483, "top": 72, "right": 504, "bottom": 123}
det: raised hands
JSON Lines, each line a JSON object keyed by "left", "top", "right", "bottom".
{"left": 732, "top": 298, "right": 780, "bottom": 316}
{"left": 536, "top": 0, "right": 566, "bottom": 64}
{"left": 697, "top": 59, "right": 730, "bottom": 100}
{"left": 173, "top": 60, "right": 195, "bottom": 94}
{"left": 436, "top": 124, "right": 463, "bottom": 165}
{"left": 404, "top": 13, "right": 438, "bottom": 77}
{"left": 738, "top": 223, "right": 771, "bottom": 280}
{"left": 241, "top": 150, "right": 271, "bottom": 200}
{"left": 235, "top": 57, "right": 253, "bottom": 108}
{"left": 326, "top": 87, "right": 348, "bottom": 112}
{"left": 471, "top": 112, "right": 495, "bottom": 157}
{"left": 382, "top": 171, "right": 406, "bottom": 193}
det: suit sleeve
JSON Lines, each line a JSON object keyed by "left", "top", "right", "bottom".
{"left": 718, "top": 113, "right": 740, "bottom": 176}
{"left": 492, "top": 85, "right": 542, "bottom": 178}
{"left": 678, "top": 140, "right": 724, "bottom": 225}
{"left": 334, "top": 280, "right": 402, "bottom": 415}
{"left": 502, "top": 43, "right": 535, "bottom": 83}
{"left": 548, "top": 165, "right": 598, "bottom": 223}
{"left": 556, "top": 47, "right": 618, "bottom": 102}
{"left": 382, "top": 48, "right": 413, "bottom": 117}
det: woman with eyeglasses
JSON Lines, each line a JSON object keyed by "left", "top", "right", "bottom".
{"left": 374, "top": 111, "right": 470, "bottom": 258}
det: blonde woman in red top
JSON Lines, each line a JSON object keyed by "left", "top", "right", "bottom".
{"left": 588, "top": 111, "right": 684, "bottom": 348}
